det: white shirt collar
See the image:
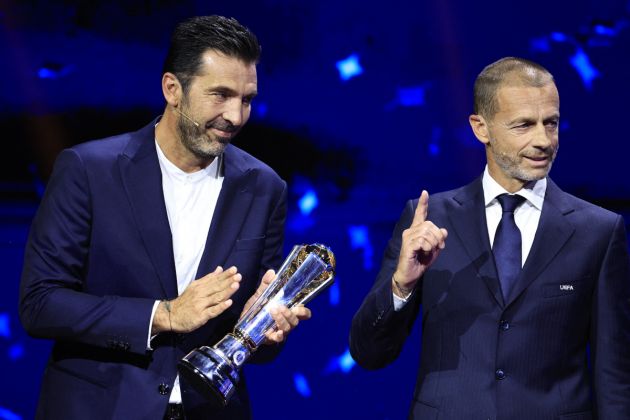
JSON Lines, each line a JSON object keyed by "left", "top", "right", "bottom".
{"left": 482, "top": 165, "right": 546, "bottom": 210}
{"left": 155, "top": 139, "right": 223, "bottom": 182}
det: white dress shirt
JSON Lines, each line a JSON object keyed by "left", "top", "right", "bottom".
{"left": 148, "top": 139, "right": 224, "bottom": 403}
{"left": 393, "top": 166, "right": 547, "bottom": 310}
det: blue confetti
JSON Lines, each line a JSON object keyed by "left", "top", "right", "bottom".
{"left": 254, "top": 102, "right": 268, "bottom": 118}
{"left": 338, "top": 349, "right": 356, "bottom": 373}
{"left": 298, "top": 189, "right": 319, "bottom": 216}
{"left": 37, "top": 63, "right": 74, "bottom": 80}
{"left": 329, "top": 282, "right": 340, "bottom": 306}
{"left": 348, "top": 225, "right": 368, "bottom": 248}
{"left": 0, "top": 313, "right": 10, "bottom": 338}
{"left": 8, "top": 344, "right": 24, "bottom": 361}
{"left": 570, "top": 48, "right": 600, "bottom": 90}
{"left": 396, "top": 86, "right": 426, "bottom": 107}
{"left": 325, "top": 348, "right": 356, "bottom": 374}
{"left": 428, "top": 143, "right": 440, "bottom": 156}
{"left": 37, "top": 68, "right": 58, "bottom": 79}
{"left": 293, "top": 373, "right": 311, "bottom": 397}
{"left": 530, "top": 36, "right": 551, "bottom": 53}
{"left": 0, "top": 407, "right": 21, "bottom": 420}
{"left": 286, "top": 213, "right": 316, "bottom": 232}
{"left": 593, "top": 24, "right": 616, "bottom": 36}
{"left": 428, "top": 126, "right": 442, "bottom": 156}
{"left": 348, "top": 225, "right": 374, "bottom": 270}
{"left": 550, "top": 32, "right": 568, "bottom": 42}
{"left": 336, "top": 54, "right": 363, "bottom": 81}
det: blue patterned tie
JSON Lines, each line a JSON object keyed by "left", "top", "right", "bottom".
{"left": 493, "top": 194, "right": 525, "bottom": 301}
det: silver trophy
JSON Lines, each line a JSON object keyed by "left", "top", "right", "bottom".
{"left": 178, "top": 243, "right": 335, "bottom": 405}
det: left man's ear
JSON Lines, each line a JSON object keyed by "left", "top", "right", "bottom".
{"left": 162, "top": 72, "right": 182, "bottom": 107}
{"left": 468, "top": 114, "right": 491, "bottom": 145}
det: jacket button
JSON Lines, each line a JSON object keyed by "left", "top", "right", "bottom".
{"left": 495, "top": 369, "right": 506, "bottom": 380}
{"left": 158, "top": 383, "right": 170, "bottom": 395}
{"left": 499, "top": 320, "right": 510, "bottom": 331}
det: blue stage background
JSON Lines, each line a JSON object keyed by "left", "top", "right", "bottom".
{"left": 1, "top": 1, "right": 629, "bottom": 419}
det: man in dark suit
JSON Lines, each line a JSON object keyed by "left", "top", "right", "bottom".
{"left": 20, "top": 15, "right": 310, "bottom": 420}
{"left": 350, "top": 57, "right": 630, "bottom": 419}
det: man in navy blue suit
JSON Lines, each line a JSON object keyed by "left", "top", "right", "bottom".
{"left": 20, "top": 15, "right": 310, "bottom": 420}
{"left": 350, "top": 57, "right": 630, "bottom": 419}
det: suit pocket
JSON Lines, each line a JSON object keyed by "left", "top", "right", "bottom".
{"left": 410, "top": 400, "right": 439, "bottom": 420}
{"left": 558, "top": 411, "right": 592, "bottom": 420}
{"left": 38, "top": 364, "right": 112, "bottom": 420}
{"left": 47, "top": 362, "right": 110, "bottom": 389}
{"left": 234, "top": 236, "right": 265, "bottom": 251}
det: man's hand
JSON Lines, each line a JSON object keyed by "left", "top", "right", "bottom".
{"left": 393, "top": 190, "right": 448, "bottom": 297}
{"left": 240, "top": 269, "right": 312, "bottom": 344}
{"left": 152, "top": 266, "right": 241, "bottom": 334}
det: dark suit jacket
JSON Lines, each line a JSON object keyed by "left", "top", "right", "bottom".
{"left": 19, "top": 119, "right": 288, "bottom": 419}
{"left": 350, "top": 177, "right": 630, "bottom": 420}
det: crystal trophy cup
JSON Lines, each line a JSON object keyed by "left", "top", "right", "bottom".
{"left": 178, "top": 243, "right": 335, "bottom": 405}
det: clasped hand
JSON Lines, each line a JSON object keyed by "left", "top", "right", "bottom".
{"left": 152, "top": 267, "right": 311, "bottom": 344}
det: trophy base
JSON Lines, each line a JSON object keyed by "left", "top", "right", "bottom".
{"left": 178, "top": 345, "right": 239, "bottom": 406}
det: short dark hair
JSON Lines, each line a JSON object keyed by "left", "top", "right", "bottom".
{"left": 162, "top": 15, "right": 261, "bottom": 95}
{"left": 473, "top": 57, "right": 555, "bottom": 118}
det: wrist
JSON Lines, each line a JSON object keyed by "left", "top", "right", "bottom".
{"left": 151, "top": 300, "right": 173, "bottom": 334}
{"left": 392, "top": 272, "right": 415, "bottom": 299}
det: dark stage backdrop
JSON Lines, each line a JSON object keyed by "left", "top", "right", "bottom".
{"left": 1, "top": 1, "right": 629, "bottom": 419}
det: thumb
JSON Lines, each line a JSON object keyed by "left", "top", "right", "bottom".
{"left": 254, "top": 269, "right": 276, "bottom": 297}
{"left": 260, "top": 269, "right": 276, "bottom": 287}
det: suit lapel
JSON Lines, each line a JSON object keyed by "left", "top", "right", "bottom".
{"left": 118, "top": 119, "right": 178, "bottom": 298}
{"left": 448, "top": 178, "right": 505, "bottom": 307}
{"left": 505, "top": 179, "right": 575, "bottom": 306}
{"left": 195, "top": 145, "right": 257, "bottom": 278}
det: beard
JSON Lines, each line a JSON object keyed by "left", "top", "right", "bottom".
{"left": 176, "top": 104, "right": 237, "bottom": 161}
{"left": 489, "top": 138, "right": 558, "bottom": 182}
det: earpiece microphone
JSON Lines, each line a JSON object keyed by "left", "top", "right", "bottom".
{"left": 173, "top": 105, "right": 200, "bottom": 127}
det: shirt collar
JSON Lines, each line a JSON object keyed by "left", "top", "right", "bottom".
{"left": 482, "top": 165, "right": 546, "bottom": 210}
{"left": 155, "top": 139, "right": 223, "bottom": 182}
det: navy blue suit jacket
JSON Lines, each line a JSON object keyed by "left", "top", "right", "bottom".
{"left": 350, "top": 177, "right": 630, "bottom": 419}
{"left": 20, "top": 119, "right": 287, "bottom": 419}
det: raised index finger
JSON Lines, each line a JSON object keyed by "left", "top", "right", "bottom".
{"left": 411, "top": 190, "right": 429, "bottom": 226}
